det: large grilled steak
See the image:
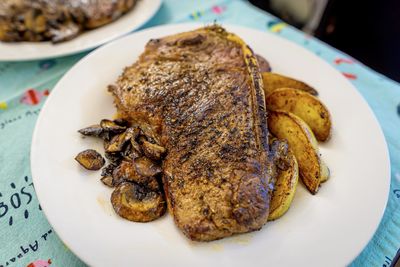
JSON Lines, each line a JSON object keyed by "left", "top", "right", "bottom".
{"left": 0, "top": 0, "right": 136, "bottom": 43}
{"left": 110, "top": 26, "right": 271, "bottom": 241}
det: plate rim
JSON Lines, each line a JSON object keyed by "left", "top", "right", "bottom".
{"left": 31, "top": 22, "right": 391, "bottom": 266}
{"left": 0, "top": 0, "right": 161, "bottom": 61}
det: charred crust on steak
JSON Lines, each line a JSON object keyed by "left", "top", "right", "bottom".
{"left": 109, "top": 25, "right": 272, "bottom": 241}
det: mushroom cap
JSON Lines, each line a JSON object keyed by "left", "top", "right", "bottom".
{"left": 111, "top": 182, "right": 166, "bottom": 222}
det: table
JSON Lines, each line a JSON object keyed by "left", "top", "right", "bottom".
{"left": 0, "top": 1, "right": 399, "bottom": 266}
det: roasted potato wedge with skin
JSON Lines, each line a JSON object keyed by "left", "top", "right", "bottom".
{"left": 111, "top": 182, "right": 166, "bottom": 222}
{"left": 268, "top": 150, "right": 299, "bottom": 221}
{"left": 262, "top": 72, "right": 318, "bottom": 96}
{"left": 267, "top": 110, "right": 326, "bottom": 194}
{"left": 320, "top": 161, "right": 330, "bottom": 183}
{"left": 265, "top": 88, "right": 332, "bottom": 141}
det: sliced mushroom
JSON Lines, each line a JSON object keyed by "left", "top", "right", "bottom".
{"left": 100, "top": 119, "right": 126, "bottom": 134}
{"left": 134, "top": 157, "right": 162, "bottom": 177}
{"left": 100, "top": 131, "right": 112, "bottom": 141}
{"left": 23, "top": 9, "right": 35, "bottom": 31}
{"left": 141, "top": 140, "right": 166, "bottom": 160}
{"left": 101, "top": 176, "right": 114, "bottom": 187}
{"left": 101, "top": 162, "right": 119, "bottom": 177}
{"left": 78, "top": 124, "right": 103, "bottom": 137}
{"left": 75, "top": 149, "right": 105, "bottom": 170}
{"left": 130, "top": 138, "right": 142, "bottom": 155}
{"left": 113, "top": 118, "right": 129, "bottom": 127}
{"left": 50, "top": 21, "right": 80, "bottom": 43}
{"left": 33, "top": 14, "right": 46, "bottom": 33}
{"left": 104, "top": 130, "right": 132, "bottom": 153}
{"left": 111, "top": 182, "right": 166, "bottom": 222}
{"left": 146, "top": 178, "right": 161, "bottom": 192}
{"left": 129, "top": 126, "right": 141, "bottom": 139}
{"left": 112, "top": 160, "right": 151, "bottom": 185}
{"left": 138, "top": 135, "right": 147, "bottom": 143}
{"left": 106, "top": 127, "right": 141, "bottom": 153}
{"left": 105, "top": 152, "right": 122, "bottom": 164}
{"left": 137, "top": 123, "right": 162, "bottom": 145}
{"left": 121, "top": 143, "right": 140, "bottom": 161}
{"left": 103, "top": 138, "right": 111, "bottom": 150}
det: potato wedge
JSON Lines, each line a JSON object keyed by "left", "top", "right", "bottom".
{"left": 265, "top": 88, "right": 332, "bottom": 141}
{"left": 262, "top": 72, "right": 318, "bottom": 96}
{"left": 268, "top": 150, "right": 299, "bottom": 221}
{"left": 267, "top": 110, "right": 327, "bottom": 194}
{"left": 320, "top": 161, "right": 330, "bottom": 183}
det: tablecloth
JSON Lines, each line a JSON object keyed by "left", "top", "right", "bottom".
{"left": 0, "top": 1, "right": 399, "bottom": 266}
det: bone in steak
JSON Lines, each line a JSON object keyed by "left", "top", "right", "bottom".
{"left": 110, "top": 25, "right": 272, "bottom": 241}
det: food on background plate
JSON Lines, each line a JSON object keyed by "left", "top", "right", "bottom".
{"left": 75, "top": 25, "right": 332, "bottom": 241}
{"left": 0, "top": 0, "right": 137, "bottom": 43}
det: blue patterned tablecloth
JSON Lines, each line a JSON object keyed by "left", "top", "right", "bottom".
{"left": 0, "top": 1, "right": 399, "bottom": 266}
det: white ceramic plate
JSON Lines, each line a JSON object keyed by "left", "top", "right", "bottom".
{"left": 31, "top": 23, "right": 390, "bottom": 267}
{"left": 0, "top": 0, "right": 161, "bottom": 61}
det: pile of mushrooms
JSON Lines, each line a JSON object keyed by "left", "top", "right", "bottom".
{"left": 75, "top": 119, "right": 166, "bottom": 222}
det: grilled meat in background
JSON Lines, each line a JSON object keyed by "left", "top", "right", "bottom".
{"left": 0, "top": 0, "right": 137, "bottom": 43}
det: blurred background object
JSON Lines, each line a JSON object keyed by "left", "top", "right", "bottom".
{"left": 250, "top": 0, "right": 400, "bottom": 82}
